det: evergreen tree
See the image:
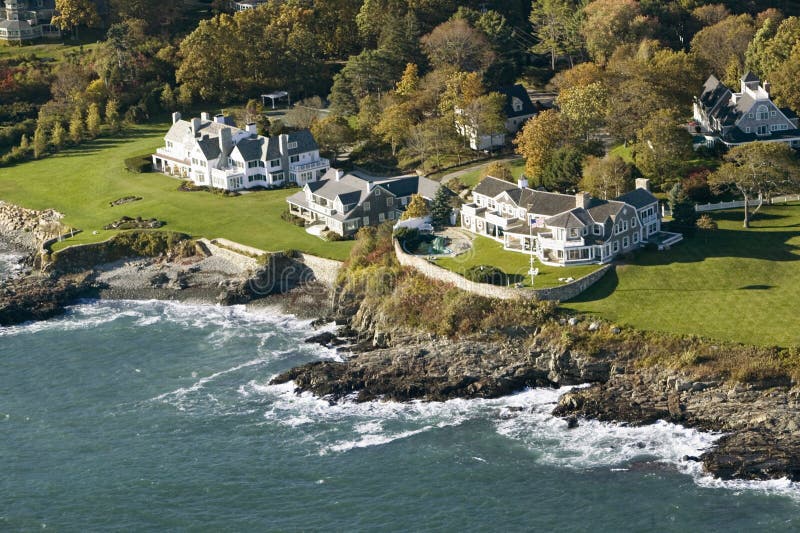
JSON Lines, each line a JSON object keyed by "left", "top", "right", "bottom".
{"left": 19, "top": 134, "right": 30, "bottom": 151}
{"left": 33, "top": 122, "right": 48, "bottom": 159}
{"left": 160, "top": 83, "right": 176, "bottom": 111}
{"left": 429, "top": 186, "right": 453, "bottom": 229}
{"left": 668, "top": 183, "right": 698, "bottom": 231}
{"left": 51, "top": 122, "right": 66, "bottom": 152}
{"left": 69, "top": 108, "right": 84, "bottom": 144}
{"left": 86, "top": 103, "right": 102, "bottom": 138}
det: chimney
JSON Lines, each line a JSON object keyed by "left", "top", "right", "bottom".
{"left": 575, "top": 191, "right": 591, "bottom": 209}
{"left": 190, "top": 117, "right": 201, "bottom": 137}
{"left": 335, "top": 169, "right": 345, "bottom": 181}
{"left": 279, "top": 133, "right": 289, "bottom": 155}
{"left": 201, "top": 112, "right": 210, "bottom": 121}
{"left": 219, "top": 127, "right": 233, "bottom": 155}
{"left": 245, "top": 123, "right": 258, "bottom": 135}
{"left": 517, "top": 177, "right": 528, "bottom": 189}
{"left": 171, "top": 111, "right": 181, "bottom": 124}
{"left": 214, "top": 114, "right": 226, "bottom": 124}
{"left": 764, "top": 81, "right": 771, "bottom": 96}
{"left": 635, "top": 178, "right": 650, "bottom": 192}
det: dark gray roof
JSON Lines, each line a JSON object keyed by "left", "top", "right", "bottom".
{"left": 546, "top": 209, "right": 587, "bottom": 229}
{"left": 616, "top": 188, "right": 658, "bottom": 209}
{"left": 235, "top": 137, "right": 265, "bottom": 161}
{"left": 197, "top": 137, "right": 222, "bottom": 160}
{"left": 498, "top": 84, "right": 543, "bottom": 119}
{"left": 523, "top": 190, "right": 577, "bottom": 217}
{"left": 473, "top": 175, "right": 517, "bottom": 198}
{"left": 741, "top": 71, "right": 760, "bottom": 83}
{"left": 586, "top": 200, "right": 625, "bottom": 222}
{"left": 285, "top": 129, "right": 319, "bottom": 156}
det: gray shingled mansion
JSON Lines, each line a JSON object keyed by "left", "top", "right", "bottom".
{"left": 461, "top": 177, "right": 680, "bottom": 266}
{"left": 692, "top": 72, "right": 800, "bottom": 148}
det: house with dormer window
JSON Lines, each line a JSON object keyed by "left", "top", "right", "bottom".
{"left": 692, "top": 72, "right": 800, "bottom": 148}
{"left": 286, "top": 169, "right": 442, "bottom": 236}
{"left": 461, "top": 177, "right": 679, "bottom": 266}
{"left": 152, "top": 112, "right": 329, "bottom": 191}
{"left": 455, "top": 84, "right": 550, "bottom": 151}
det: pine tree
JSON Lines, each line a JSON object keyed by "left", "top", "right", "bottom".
{"left": 668, "top": 183, "right": 698, "bottom": 231}
{"left": 105, "top": 99, "right": 120, "bottom": 133}
{"left": 86, "top": 103, "right": 102, "bottom": 138}
{"left": 69, "top": 107, "right": 84, "bottom": 144}
{"left": 33, "top": 122, "right": 48, "bottom": 159}
{"left": 51, "top": 122, "right": 66, "bottom": 152}
{"left": 429, "top": 186, "right": 453, "bottom": 230}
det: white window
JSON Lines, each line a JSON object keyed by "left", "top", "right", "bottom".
{"left": 623, "top": 236, "right": 629, "bottom": 248}
{"left": 290, "top": 155, "right": 299, "bottom": 163}
{"left": 363, "top": 202, "right": 370, "bottom": 211}
{"left": 593, "top": 225, "right": 601, "bottom": 235}
{"left": 613, "top": 241, "right": 619, "bottom": 253}
{"left": 378, "top": 213, "right": 385, "bottom": 222}
{"left": 622, "top": 220, "right": 628, "bottom": 231}
{"left": 633, "top": 233, "right": 639, "bottom": 243}
{"left": 746, "top": 127, "right": 751, "bottom": 133}
{"left": 757, "top": 106, "right": 769, "bottom": 120}
{"left": 362, "top": 216, "right": 369, "bottom": 226}
{"left": 757, "top": 125, "right": 768, "bottom": 135}
{"left": 388, "top": 211, "right": 395, "bottom": 220}
{"left": 288, "top": 141, "right": 298, "bottom": 149}
{"left": 270, "top": 159, "right": 280, "bottom": 168}
{"left": 386, "top": 197, "right": 393, "bottom": 207}
{"left": 375, "top": 189, "right": 381, "bottom": 196}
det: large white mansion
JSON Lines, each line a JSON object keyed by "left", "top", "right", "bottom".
{"left": 152, "top": 112, "right": 330, "bottom": 191}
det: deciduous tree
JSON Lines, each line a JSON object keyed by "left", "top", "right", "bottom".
{"left": 514, "top": 109, "right": 572, "bottom": 180}
{"left": 579, "top": 154, "right": 633, "bottom": 199}
{"left": 53, "top": 0, "right": 100, "bottom": 38}
{"left": 33, "top": 122, "right": 48, "bottom": 159}
{"left": 633, "top": 108, "right": 693, "bottom": 189}
{"left": 557, "top": 81, "right": 608, "bottom": 141}
{"left": 401, "top": 193, "right": 429, "bottom": 220}
{"left": 311, "top": 115, "right": 355, "bottom": 162}
{"left": 708, "top": 143, "right": 800, "bottom": 227}
{"left": 529, "top": 0, "right": 582, "bottom": 70}
{"left": 86, "top": 103, "right": 101, "bottom": 138}
{"left": 421, "top": 19, "right": 494, "bottom": 73}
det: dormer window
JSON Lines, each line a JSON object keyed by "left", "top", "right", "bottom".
{"left": 512, "top": 97, "right": 523, "bottom": 112}
{"left": 288, "top": 141, "right": 298, "bottom": 149}
{"left": 757, "top": 105, "right": 769, "bottom": 120}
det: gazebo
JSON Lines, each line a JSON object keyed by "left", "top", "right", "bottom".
{"left": 261, "top": 91, "right": 290, "bottom": 109}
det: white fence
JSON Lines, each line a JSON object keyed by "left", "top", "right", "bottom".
{"left": 694, "top": 195, "right": 800, "bottom": 212}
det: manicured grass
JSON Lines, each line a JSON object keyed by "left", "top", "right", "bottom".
{"left": 0, "top": 123, "right": 353, "bottom": 260}
{"left": 435, "top": 235, "right": 600, "bottom": 289}
{"left": 0, "top": 37, "right": 102, "bottom": 63}
{"left": 455, "top": 158, "right": 526, "bottom": 188}
{"left": 564, "top": 204, "right": 800, "bottom": 346}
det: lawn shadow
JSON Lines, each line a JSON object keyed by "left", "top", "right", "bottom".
{"left": 563, "top": 268, "right": 619, "bottom": 303}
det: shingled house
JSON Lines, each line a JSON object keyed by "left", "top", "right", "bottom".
{"left": 461, "top": 177, "right": 679, "bottom": 266}
{"left": 692, "top": 72, "right": 800, "bottom": 148}
{"left": 0, "top": 0, "right": 59, "bottom": 42}
{"left": 152, "top": 112, "right": 329, "bottom": 191}
{"left": 286, "top": 169, "right": 441, "bottom": 236}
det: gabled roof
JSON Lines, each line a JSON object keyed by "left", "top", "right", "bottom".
{"left": 196, "top": 136, "right": 222, "bottom": 160}
{"left": 285, "top": 129, "right": 319, "bottom": 156}
{"left": 586, "top": 199, "right": 625, "bottom": 222}
{"left": 472, "top": 175, "right": 517, "bottom": 198}
{"left": 498, "top": 84, "right": 542, "bottom": 119}
{"left": 616, "top": 188, "right": 658, "bottom": 209}
{"left": 234, "top": 137, "right": 265, "bottom": 161}
{"left": 741, "top": 71, "right": 760, "bottom": 83}
{"left": 523, "top": 189, "right": 577, "bottom": 217}
{"left": 547, "top": 209, "right": 588, "bottom": 229}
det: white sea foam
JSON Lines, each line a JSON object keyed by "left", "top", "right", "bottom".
{"left": 247, "top": 382, "right": 800, "bottom": 498}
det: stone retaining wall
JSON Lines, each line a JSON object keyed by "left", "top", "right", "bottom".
{"left": 199, "top": 238, "right": 259, "bottom": 271}
{"left": 393, "top": 239, "right": 611, "bottom": 301}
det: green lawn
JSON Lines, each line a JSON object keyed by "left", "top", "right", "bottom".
{"left": 0, "top": 123, "right": 353, "bottom": 260}
{"left": 0, "top": 35, "right": 102, "bottom": 63}
{"left": 435, "top": 235, "right": 600, "bottom": 289}
{"left": 454, "top": 158, "right": 526, "bottom": 188}
{"left": 565, "top": 204, "right": 800, "bottom": 346}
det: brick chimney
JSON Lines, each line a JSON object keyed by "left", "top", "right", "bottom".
{"left": 635, "top": 178, "right": 651, "bottom": 191}
{"left": 575, "top": 191, "right": 591, "bottom": 209}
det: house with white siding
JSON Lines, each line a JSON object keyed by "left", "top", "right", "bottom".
{"left": 0, "top": 0, "right": 59, "bottom": 42}
{"left": 461, "top": 176, "right": 679, "bottom": 266}
{"left": 151, "top": 112, "right": 329, "bottom": 191}
{"left": 286, "top": 169, "right": 442, "bottom": 236}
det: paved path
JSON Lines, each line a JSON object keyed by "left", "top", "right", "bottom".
{"left": 439, "top": 155, "right": 522, "bottom": 185}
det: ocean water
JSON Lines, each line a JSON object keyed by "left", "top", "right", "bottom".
{"left": 2, "top": 298, "right": 800, "bottom": 531}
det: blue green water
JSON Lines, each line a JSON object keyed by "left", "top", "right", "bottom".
{"left": 2, "top": 299, "right": 800, "bottom": 531}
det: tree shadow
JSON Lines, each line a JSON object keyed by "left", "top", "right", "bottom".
{"left": 564, "top": 268, "right": 619, "bottom": 303}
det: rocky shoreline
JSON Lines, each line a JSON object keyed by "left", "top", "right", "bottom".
{"left": 1, "top": 203, "right": 798, "bottom": 484}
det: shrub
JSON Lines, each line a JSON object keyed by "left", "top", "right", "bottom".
{"left": 464, "top": 264, "right": 508, "bottom": 285}
{"left": 280, "top": 208, "right": 306, "bottom": 227}
{"left": 393, "top": 227, "right": 422, "bottom": 251}
{"left": 124, "top": 155, "right": 153, "bottom": 173}
{"left": 322, "top": 230, "right": 345, "bottom": 241}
